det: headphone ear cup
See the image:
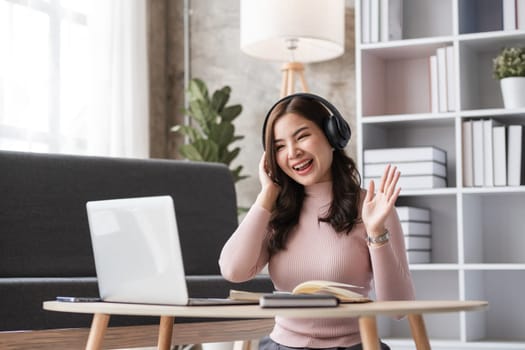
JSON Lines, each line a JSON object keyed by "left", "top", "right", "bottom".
{"left": 324, "top": 114, "right": 351, "bottom": 150}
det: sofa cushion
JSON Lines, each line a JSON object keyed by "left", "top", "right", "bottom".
{"left": 0, "top": 150, "right": 238, "bottom": 277}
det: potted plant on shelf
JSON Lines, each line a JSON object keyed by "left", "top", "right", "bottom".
{"left": 171, "top": 78, "right": 248, "bottom": 184}
{"left": 493, "top": 46, "right": 525, "bottom": 109}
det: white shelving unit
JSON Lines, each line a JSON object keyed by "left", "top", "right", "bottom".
{"left": 355, "top": 0, "right": 525, "bottom": 349}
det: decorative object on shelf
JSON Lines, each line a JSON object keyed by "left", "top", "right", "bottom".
{"left": 492, "top": 47, "right": 525, "bottom": 109}
{"left": 171, "top": 78, "right": 248, "bottom": 184}
{"left": 240, "top": 0, "right": 345, "bottom": 97}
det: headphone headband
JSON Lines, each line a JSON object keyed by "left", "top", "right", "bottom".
{"left": 261, "top": 92, "right": 351, "bottom": 150}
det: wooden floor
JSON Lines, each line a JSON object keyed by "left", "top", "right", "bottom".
{"left": 0, "top": 320, "right": 272, "bottom": 350}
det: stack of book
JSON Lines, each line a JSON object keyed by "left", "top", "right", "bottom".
{"left": 397, "top": 206, "right": 431, "bottom": 264}
{"left": 463, "top": 120, "right": 525, "bottom": 187}
{"left": 363, "top": 146, "right": 448, "bottom": 189}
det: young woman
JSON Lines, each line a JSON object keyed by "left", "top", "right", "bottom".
{"left": 219, "top": 93, "right": 414, "bottom": 350}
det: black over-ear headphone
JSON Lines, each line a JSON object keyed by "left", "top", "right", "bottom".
{"left": 261, "top": 92, "right": 351, "bottom": 150}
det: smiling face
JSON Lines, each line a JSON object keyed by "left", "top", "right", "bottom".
{"left": 273, "top": 112, "right": 334, "bottom": 186}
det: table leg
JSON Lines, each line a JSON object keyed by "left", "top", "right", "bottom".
{"left": 158, "top": 316, "right": 174, "bottom": 350}
{"left": 408, "top": 314, "right": 431, "bottom": 350}
{"left": 358, "top": 316, "right": 380, "bottom": 350}
{"left": 86, "top": 313, "right": 110, "bottom": 350}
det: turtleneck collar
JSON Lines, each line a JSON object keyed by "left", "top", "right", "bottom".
{"left": 304, "top": 181, "right": 333, "bottom": 204}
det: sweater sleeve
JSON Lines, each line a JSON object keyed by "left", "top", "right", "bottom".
{"left": 218, "top": 204, "right": 271, "bottom": 282}
{"left": 368, "top": 208, "right": 415, "bottom": 301}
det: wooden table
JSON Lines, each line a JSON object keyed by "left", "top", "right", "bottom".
{"left": 43, "top": 299, "right": 487, "bottom": 350}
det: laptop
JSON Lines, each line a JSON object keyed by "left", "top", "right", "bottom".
{"left": 86, "top": 195, "right": 255, "bottom": 306}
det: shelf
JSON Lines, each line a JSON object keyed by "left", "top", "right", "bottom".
{"left": 356, "top": 0, "right": 524, "bottom": 347}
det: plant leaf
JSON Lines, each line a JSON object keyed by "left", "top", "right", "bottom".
{"left": 188, "top": 78, "right": 209, "bottom": 102}
{"left": 209, "top": 122, "right": 235, "bottom": 149}
{"left": 192, "top": 139, "right": 220, "bottom": 162}
{"left": 170, "top": 125, "right": 202, "bottom": 142}
{"left": 220, "top": 105, "right": 242, "bottom": 122}
{"left": 221, "top": 147, "right": 240, "bottom": 165}
{"left": 211, "top": 88, "right": 230, "bottom": 113}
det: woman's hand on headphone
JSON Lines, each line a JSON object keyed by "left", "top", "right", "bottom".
{"left": 255, "top": 152, "right": 280, "bottom": 211}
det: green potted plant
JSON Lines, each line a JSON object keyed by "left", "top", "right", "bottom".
{"left": 493, "top": 46, "right": 525, "bottom": 109}
{"left": 171, "top": 78, "right": 248, "bottom": 184}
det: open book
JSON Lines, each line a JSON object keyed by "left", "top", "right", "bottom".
{"left": 229, "top": 280, "right": 370, "bottom": 303}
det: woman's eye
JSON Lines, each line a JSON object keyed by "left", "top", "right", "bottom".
{"left": 275, "top": 144, "right": 284, "bottom": 151}
{"left": 298, "top": 133, "right": 310, "bottom": 140}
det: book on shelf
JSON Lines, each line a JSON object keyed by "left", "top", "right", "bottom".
{"left": 483, "top": 119, "right": 502, "bottom": 187}
{"left": 404, "top": 236, "right": 432, "bottom": 250}
{"left": 396, "top": 206, "right": 430, "bottom": 222}
{"left": 493, "top": 125, "right": 507, "bottom": 186}
{"left": 380, "top": 0, "right": 403, "bottom": 42}
{"left": 365, "top": 175, "right": 446, "bottom": 190}
{"left": 401, "top": 221, "right": 431, "bottom": 236}
{"left": 370, "top": 0, "right": 379, "bottom": 42}
{"left": 364, "top": 161, "right": 446, "bottom": 178}
{"left": 518, "top": 0, "right": 525, "bottom": 29}
{"left": 472, "top": 119, "right": 485, "bottom": 187}
{"left": 361, "top": 0, "right": 371, "bottom": 43}
{"left": 406, "top": 250, "right": 431, "bottom": 264}
{"left": 230, "top": 280, "right": 370, "bottom": 305}
{"left": 507, "top": 125, "right": 525, "bottom": 186}
{"left": 429, "top": 55, "right": 439, "bottom": 113}
{"left": 363, "top": 146, "right": 446, "bottom": 164}
{"left": 436, "top": 47, "right": 448, "bottom": 113}
{"left": 445, "top": 46, "right": 455, "bottom": 112}
{"left": 462, "top": 120, "right": 474, "bottom": 187}
{"left": 503, "top": 0, "right": 517, "bottom": 30}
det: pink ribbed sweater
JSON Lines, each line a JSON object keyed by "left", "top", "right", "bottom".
{"left": 219, "top": 181, "right": 414, "bottom": 348}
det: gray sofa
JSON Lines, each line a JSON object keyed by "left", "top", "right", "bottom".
{"left": 0, "top": 150, "right": 272, "bottom": 345}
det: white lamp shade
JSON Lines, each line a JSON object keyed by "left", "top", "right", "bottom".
{"left": 240, "top": 0, "right": 345, "bottom": 63}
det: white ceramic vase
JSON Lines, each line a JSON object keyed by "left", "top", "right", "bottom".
{"left": 500, "top": 77, "right": 525, "bottom": 109}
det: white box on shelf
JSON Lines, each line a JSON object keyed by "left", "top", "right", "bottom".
{"left": 363, "top": 146, "right": 446, "bottom": 164}
{"left": 401, "top": 221, "right": 431, "bottom": 236}
{"left": 406, "top": 250, "right": 431, "bottom": 264}
{"left": 365, "top": 175, "right": 446, "bottom": 190}
{"left": 396, "top": 206, "right": 430, "bottom": 222}
{"left": 364, "top": 161, "right": 446, "bottom": 178}
{"left": 404, "top": 236, "right": 432, "bottom": 250}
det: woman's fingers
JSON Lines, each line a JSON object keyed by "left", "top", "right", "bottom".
{"left": 378, "top": 164, "right": 391, "bottom": 193}
{"left": 385, "top": 166, "right": 400, "bottom": 198}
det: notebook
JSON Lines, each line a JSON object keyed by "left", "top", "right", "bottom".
{"left": 86, "top": 195, "right": 255, "bottom": 306}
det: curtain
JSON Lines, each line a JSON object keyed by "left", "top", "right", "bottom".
{"left": 0, "top": 0, "right": 149, "bottom": 158}
{"left": 87, "top": 0, "right": 149, "bottom": 158}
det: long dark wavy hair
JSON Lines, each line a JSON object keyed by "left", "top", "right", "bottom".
{"left": 263, "top": 96, "right": 362, "bottom": 254}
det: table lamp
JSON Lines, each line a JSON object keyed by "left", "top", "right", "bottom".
{"left": 240, "top": 0, "right": 345, "bottom": 98}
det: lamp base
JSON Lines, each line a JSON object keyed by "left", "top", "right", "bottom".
{"left": 281, "top": 62, "right": 309, "bottom": 97}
